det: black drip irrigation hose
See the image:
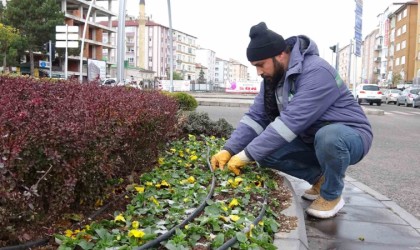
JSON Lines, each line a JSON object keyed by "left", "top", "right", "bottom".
{"left": 216, "top": 162, "right": 269, "bottom": 250}
{"left": 0, "top": 238, "right": 50, "bottom": 250}
{"left": 134, "top": 146, "right": 216, "bottom": 250}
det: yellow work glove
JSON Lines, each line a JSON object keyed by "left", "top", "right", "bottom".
{"left": 211, "top": 150, "right": 232, "bottom": 171}
{"left": 228, "top": 151, "right": 251, "bottom": 175}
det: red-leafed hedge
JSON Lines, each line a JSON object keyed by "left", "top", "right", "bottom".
{"left": 0, "top": 76, "right": 179, "bottom": 242}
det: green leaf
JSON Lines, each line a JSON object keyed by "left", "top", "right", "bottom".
{"left": 212, "top": 233, "right": 225, "bottom": 248}
{"left": 77, "top": 240, "right": 95, "bottom": 250}
{"left": 236, "top": 232, "right": 248, "bottom": 243}
{"left": 95, "top": 228, "right": 111, "bottom": 240}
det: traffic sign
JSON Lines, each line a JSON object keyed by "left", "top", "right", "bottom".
{"left": 56, "top": 33, "right": 79, "bottom": 41}
{"left": 56, "top": 25, "right": 79, "bottom": 33}
{"left": 39, "top": 60, "right": 50, "bottom": 68}
{"left": 56, "top": 41, "right": 79, "bottom": 48}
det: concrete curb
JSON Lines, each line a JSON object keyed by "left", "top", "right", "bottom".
{"left": 273, "top": 172, "right": 309, "bottom": 250}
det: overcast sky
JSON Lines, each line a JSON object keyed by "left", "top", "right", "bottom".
{"left": 115, "top": 0, "right": 407, "bottom": 76}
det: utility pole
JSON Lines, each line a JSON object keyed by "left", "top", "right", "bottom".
{"left": 117, "top": 0, "right": 127, "bottom": 84}
{"left": 167, "top": 0, "right": 174, "bottom": 92}
{"left": 49, "top": 40, "right": 52, "bottom": 78}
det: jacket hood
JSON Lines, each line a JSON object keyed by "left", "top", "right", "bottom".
{"left": 286, "top": 35, "right": 319, "bottom": 75}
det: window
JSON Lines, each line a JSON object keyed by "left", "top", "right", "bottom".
{"left": 395, "top": 57, "right": 400, "bottom": 66}
{"left": 396, "top": 43, "right": 400, "bottom": 51}
{"left": 401, "top": 56, "right": 405, "bottom": 65}
{"left": 402, "top": 24, "right": 406, "bottom": 34}
{"left": 402, "top": 40, "right": 406, "bottom": 49}
{"left": 403, "top": 9, "right": 407, "bottom": 18}
{"left": 397, "top": 28, "right": 401, "bottom": 36}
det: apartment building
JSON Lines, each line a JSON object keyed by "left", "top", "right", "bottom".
{"left": 56, "top": 0, "right": 116, "bottom": 80}
{"left": 215, "top": 57, "right": 231, "bottom": 87}
{"left": 196, "top": 48, "right": 216, "bottom": 83}
{"left": 387, "top": 1, "right": 418, "bottom": 85}
{"left": 229, "top": 59, "right": 248, "bottom": 82}
{"left": 362, "top": 28, "right": 380, "bottom": 84}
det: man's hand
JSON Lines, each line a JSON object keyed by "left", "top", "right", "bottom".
{"left": 228, "top": 151, "right": 251, "bottom": 175}
{"left": 210, "top": 150, "right": 232, "bottom": 171}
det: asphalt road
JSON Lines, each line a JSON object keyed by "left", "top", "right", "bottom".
{"left": 197, "top": 103, "right": 420, "bottom": 220}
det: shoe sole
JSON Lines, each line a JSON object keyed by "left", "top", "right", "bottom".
{"left": 301, "top": 193, "right": 319, "bottom": 201}
{"left": 306, "top": 198, "right": 345, "bottom": 219}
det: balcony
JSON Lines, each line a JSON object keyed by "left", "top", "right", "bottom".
{"left": 374, "top": 44, "right": 382, "bottom": 51}
{"left": 373, "top": 57, "right": 381, "bottom": 62}
{"left": 373, "top": 68, "right": 380, "bottom": 74}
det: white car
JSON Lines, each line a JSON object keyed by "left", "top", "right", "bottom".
{"left": 101, "top": 78, "right": 117, "bottom": 86}
{"left": 383, "top": 89, "right": 402, "bottom": 104}
{"left": 355, "top": 84, "right": 382, "bottom": 106}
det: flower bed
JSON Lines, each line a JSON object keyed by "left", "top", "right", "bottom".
{"left": 54, "top": 135, "right": 296, "bottom": 249}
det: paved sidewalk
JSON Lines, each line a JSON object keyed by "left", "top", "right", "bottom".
{"left": 191, "top": 92, "right": 420, "bottom": 249}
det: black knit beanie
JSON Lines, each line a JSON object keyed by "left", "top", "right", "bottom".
{"left": 246, "top": 22, "right": 286, "bottom": 62}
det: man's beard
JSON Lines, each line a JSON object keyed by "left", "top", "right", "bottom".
{"left": 263, "top": 58, "right": 285, "bottom": 85}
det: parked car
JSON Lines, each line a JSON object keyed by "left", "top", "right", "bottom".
{"left": 355, "top": 84, "right": 382, "bottom": 106}
{"left": 396, "top": 87, "right": 420, "bottom": 107}
{"left": 413, "top": 94, "right": 420, "bottom": 108}
{"left": 380, "top": 88, "right": 387, "bottom": 103}
{"left": 383, "top": 89, "right": 402, "bottom": 104}
{"left": 101, "top": 78, "right": 117, "bottom": 86}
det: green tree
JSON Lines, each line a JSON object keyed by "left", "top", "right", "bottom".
{"left": 391, "top": 72, "right": 402, "bottom": 88}
{"left": 173, "top": 71, "right": 183, "bottom": 80}
{"left": 198, "top": 69, "right": 206, "bottom": 83}
{"left": 0, "top": 2, "right": 4, "bottom": 22}
{"left": 3, "top": 0, "right": 64, "bottom": 76}
{"left": 0, "top": 23, "right": 19, "bottom": 72}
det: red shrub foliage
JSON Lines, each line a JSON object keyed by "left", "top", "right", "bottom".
{"left": 0, "top": 76, "right": 178, "bottom": 244}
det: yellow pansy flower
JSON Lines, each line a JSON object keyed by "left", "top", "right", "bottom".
{"left": 183, "top": 198, "right": 189, "bottom": 202}
{"left": 128, "top": 229, "right": 145, "bottom": 238}
{"left": 258, "top": 221, "right": 264, "bottom": 226}
{"left": 132, "top": 221, "right": 140, "bottom": 229}
{"left": 135, "top": 186, "right": 145, "bottom": 193}
{"left": 114, "top": 214, "right": 126, "bottom": 222}
{"left": 185, "top": 163, "right": 192, "bottom": 168}
{"left": 219, "top": 216, "right": 229, "bottom": 222}
{"left": 229, "top": 198, "right": 239, "bottom": 208}
{"left": 229, "top": 215, "right": 240, "bottom": 222}
{"left": 246, "top": 224, "right": 255, "bottom": 238}
{"left": 187, "top": 176, "right": 195, "bottom": 184}
{"left": 158, "top": 157, "right": 164, "bottom": 165}
{"left": 170, "top": 148, "right": 176, "bottom": 153}
{"left": 228, "top": 177, "right": 243, "bottom": 188}
{"left": 145, "top": 181, "right": 153, "bottom": 186}
{"left": 210, "top": 136, "right": 216, "bottom": 140}
{"left": 150, "top": 196, "right": 159, "bottom": 206}
{"left": 185, "top": 148, "right": 190, "bottom": 153}
{"left": 189, "top": 155, "right": 198, "bottom": 161}
{"left": 65, "top": 229, "right": 73, "bottom": 237}
{"left": 179, "top": 150, "right": 184, "bottom": 157}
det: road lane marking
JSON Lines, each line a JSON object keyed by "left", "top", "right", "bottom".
{"left": 390, "top": 111, "right": 415, "bottom": 115}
